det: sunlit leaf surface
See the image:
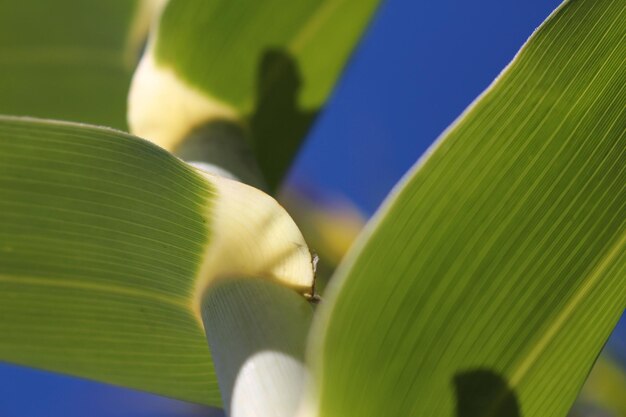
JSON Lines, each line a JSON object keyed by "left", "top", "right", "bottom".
{"left": 308, "top": 1, "right": 626, "bottom": 416}
{"left": 130, "top": 0, "right": 381, "bottom": 187}
{"left": 0, "top": 116, "right": 313, "bottom": 406}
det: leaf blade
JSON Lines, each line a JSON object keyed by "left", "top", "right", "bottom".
{"left": 306, "top": 1, "right": 626, "bottom": 416}
{"left": 129, "top": 0, "right": 381, "bottom": 187}
{"left": 0, "top": 116, "right": 217, "bottom": 403}
{"left": 0, "top": 116, "right": 314, "bottom": 405}
{"left": 0, "top": 0, "right": 141, "bottom": 129}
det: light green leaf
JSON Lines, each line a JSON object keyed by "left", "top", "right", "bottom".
{"left": 0, "top": 0, "right": 141, "bottom": 129}
{"left": 0, "top": 116, "right": 314, "bottom": 405}
{"left": 306, "top": 1, "right": 626, "bottom": 416}
{"left": 128, "top": 0, "right": 381, "bottom": 188}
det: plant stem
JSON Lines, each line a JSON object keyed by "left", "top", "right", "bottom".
{"left": 174, "top": 120, "right": 267, "bottom": 190}
{"left": 179, "top": 119, "right": 314, "bottom": 416}
{"left": 201, "top": 277, "right": 314, "bottom": 417}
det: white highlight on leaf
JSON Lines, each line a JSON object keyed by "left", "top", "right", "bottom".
{"left": 201, "top": 277, "right": 313, "bottom": 417}
{"left": 193, "top": 171, "right": 314, "bottom": 321}
{"left": 189, "top": 161, "right": 239, "bottom": 181}
{"left": 128, "top": 49, "right": 238, "bottom": 151}
{"left": 230, "top": 350, "right": 308, "bottom": 417}
{"left": 124, "top": 0, "right": 168, "bottom": 67}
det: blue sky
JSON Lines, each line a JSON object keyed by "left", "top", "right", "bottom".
{"left": 290, "top": 0, "right": 562, "bottom": 214}
{"left": 2, "top": 0, "right": 622, "bottom": 416}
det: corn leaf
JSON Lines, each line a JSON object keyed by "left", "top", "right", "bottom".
{"left": 0, "top": 116, "right": 314, "bottom": 405}
{"left": 128, "top": 0, "right": 381, "bottom": 188}
{"left": 306, "top": 0, "right": 626, "bottom": 416}
{"left": 0, "top": 0, "right": 145, "bottom": 129}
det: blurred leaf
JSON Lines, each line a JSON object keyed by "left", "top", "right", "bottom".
{"left": 0, "top": 0, "right": 142, "bottom": 129}
{"left": 572, "top": 355, "right": 626, "bottom": 417}
{"left": 0, "top": 116, "right": 313, "bottom": 405}
{"left": 306, "top": 1, "right": 626, "bottom": 416}
{"left": 129, "top": 0, "right": 381, "bottom": 188}
{"left": 280, "top": 184, "right": 366, "bottom": 267}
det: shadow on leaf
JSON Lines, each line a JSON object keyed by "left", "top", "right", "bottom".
{"left": 175, "top": 48, "right": 318, "bottom": 191}
{"left": 250, "top": 48, "right": 319, "bottom": 189}
{"left": 454, "top": 369, "right": 521, "bottom": 417}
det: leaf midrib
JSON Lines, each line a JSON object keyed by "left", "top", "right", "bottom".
{"left": 0, "top": 273, "right": 191, "bottom": 311}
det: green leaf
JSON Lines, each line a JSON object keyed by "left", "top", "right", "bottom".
{"left": 306, "top": 1, "right": 626, "bottom": 416}
{"left": 0, "top": 116, "right": 314, "bottom": 405}
{"left": 0, "top": 0, "right": 141, "bottom": 129}
{"left": 128, "top": 0, "right": 381, "bottom": 188}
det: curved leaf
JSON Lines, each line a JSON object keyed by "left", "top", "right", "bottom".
{"left": 306, "top": 0, "right": 626, "bottom": 416}
{"left": 0, "top": 116, "right": 313, "bottom": 405}
{"left": 128, "top": 0, "right": 381, "bottom": 187}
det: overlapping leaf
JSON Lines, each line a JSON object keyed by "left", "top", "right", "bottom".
{"left": 129, "top": 0, "right": 381, "bottom": 188}
{"left": 0, "top": 116, "right": 313, "bottom": 405}
{"left": 307, "top": 1, "right": 626, "bottom": 416}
